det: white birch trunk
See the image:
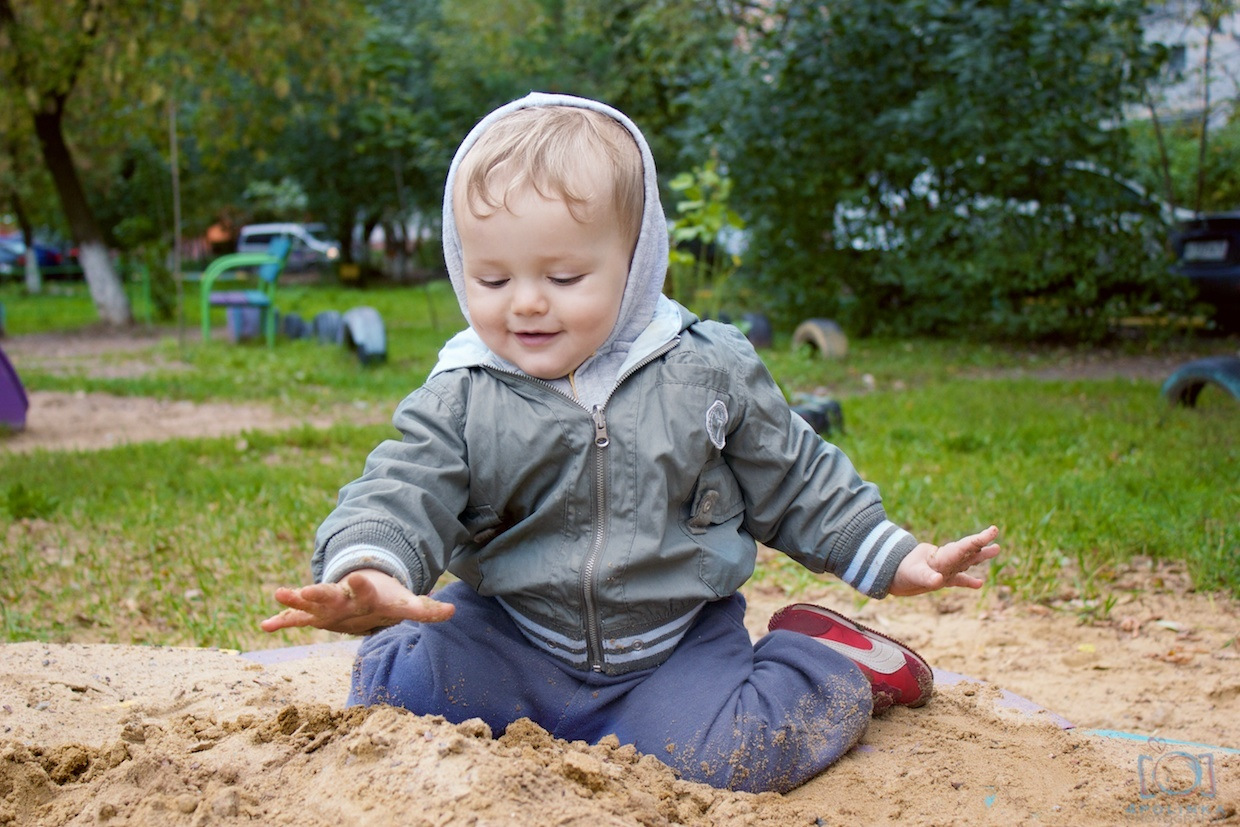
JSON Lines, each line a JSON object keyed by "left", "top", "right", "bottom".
{"left": 79, "top": 241, "right": 131, "bottom": 325}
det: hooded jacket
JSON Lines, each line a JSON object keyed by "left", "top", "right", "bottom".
{"left": 312, "top": 93, "right": 917, "bottom": 675}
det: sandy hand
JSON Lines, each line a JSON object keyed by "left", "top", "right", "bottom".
{"left": 260, "top": 569, "right": 454, "bottom": 636}
{"left": 889, "top": 525, "right": 1001, "bottom": 596}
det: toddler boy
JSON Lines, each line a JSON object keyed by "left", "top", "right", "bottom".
{"left": 262, "top": 92, "right": 1000, "bottom": 793}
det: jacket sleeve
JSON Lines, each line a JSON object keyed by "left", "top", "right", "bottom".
{"left": 714, "top": 327, "right": 917, "bottom": 598}
{"left": 310, "top": 378, "right": 472, "bottom": 594}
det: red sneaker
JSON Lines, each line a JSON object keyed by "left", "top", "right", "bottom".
{"left": 768, "top": 603, "right": 934, "bottom": 714}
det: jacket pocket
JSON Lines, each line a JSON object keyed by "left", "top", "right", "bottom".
{"left": 681, "top": 460, "right": 753, "bottom": 597}
{"left": 461, "top": 504, "right": 505, "bottom": 545}
{"left": 683, "top": 459, "right": 745, "bottom": 534}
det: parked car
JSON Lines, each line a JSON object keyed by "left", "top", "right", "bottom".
{"left": 0, "top": 236, "right": 79, "bottom": 280}
{"left": 236, "top": 223, "right": 340, "bottom": 272}
{"left": 0, "top": 240, "right": 19, "bottom": 280}
{"left": 1171, "top": 212, "right": 1240, "bottom": 329}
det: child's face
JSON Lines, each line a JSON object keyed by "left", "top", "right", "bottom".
{"left": 457, "top": 185, "right": 632, "bottom": 381}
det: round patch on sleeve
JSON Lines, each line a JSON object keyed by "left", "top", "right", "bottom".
{"left": 705, "top": 399, "right": 729, "bottom": 450}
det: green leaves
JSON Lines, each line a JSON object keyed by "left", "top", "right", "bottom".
{"left": 666, "top": 160, "right": 745, "bottom": 319}
{"left": 705, "top": 0, "right": 1169, "bottom": 340}
{"left": 4, "top": 482, "right": 59, "bottom": 520}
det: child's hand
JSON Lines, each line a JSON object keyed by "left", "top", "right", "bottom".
{"left": 259, "top": 568, "right": 455, "bottom": 636}
{"left": 888, "top": 525, "right": 1001, "bottom": 597}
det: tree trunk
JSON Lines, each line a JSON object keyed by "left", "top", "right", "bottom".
{"left": 31, "top": 108, "right": 131, "bottom": 325}
{"left": 10, "top": 194, "right": 43, "bottom": 294}
{"left": 1195, "top": 7, "right": 1218, "bottom": 215}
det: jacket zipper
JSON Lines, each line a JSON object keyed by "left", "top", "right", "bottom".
{"left": 578, "top": 339, "right": 679, "bottom": 671}
{"left": 487, "top": 337, "right": 680, "bottom": 673}
{"left": 581, "top": 405, "right": 610, "bottom": 670}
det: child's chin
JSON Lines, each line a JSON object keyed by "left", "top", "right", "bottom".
{"left": 522, "top": 365, "right": 570, "bottom": 381}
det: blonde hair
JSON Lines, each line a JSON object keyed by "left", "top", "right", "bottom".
{"left": 456, "top": 106, "right": 644, "bottom": 248}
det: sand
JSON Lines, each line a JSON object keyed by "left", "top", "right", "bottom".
{"left": 1, "top": 571, "right": 1236, "bottom": 826}
{"left": 1, "top": 330, "right": 1237, "bottom": 824}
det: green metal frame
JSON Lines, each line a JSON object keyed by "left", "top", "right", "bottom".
{"left": 198, "top": 239, "right": 290, "bottom": 347}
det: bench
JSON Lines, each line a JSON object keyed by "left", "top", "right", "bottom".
{"left": 199, "top": 236, "right": 291, "bottom": 347}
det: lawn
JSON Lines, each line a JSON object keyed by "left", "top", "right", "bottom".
{"left": 1, "top": 280, "right": 1237, "bottom": 651}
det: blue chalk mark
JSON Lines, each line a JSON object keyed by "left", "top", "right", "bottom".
{"left": 1081, "top": 730, "right": 1240, "bottom": 755}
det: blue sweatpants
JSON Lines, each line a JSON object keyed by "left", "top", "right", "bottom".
{"left": 349, "top": 581, "right": 872, "bottom": 793}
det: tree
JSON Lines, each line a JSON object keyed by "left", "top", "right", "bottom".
{"left": 0, "top": 0, "right": 362, "bottom": 325}
{"left": 252, "top": 0, "right": 741, "bottom": 281}
{"left": 0, "top": 89, "right": 58, "bottom": 293}
{"left": 0, "top": 0, "right": 130, "bottom": 321}
{"left": 1133, "top": 0, "right": 1240, "bottom": 214}
{"left": 703, "top": 0, "right": 1168, "bottom": 340}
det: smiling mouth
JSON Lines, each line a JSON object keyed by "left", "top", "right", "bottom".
{"left": 514, "top": 331, "right": 559, "bottom": 346}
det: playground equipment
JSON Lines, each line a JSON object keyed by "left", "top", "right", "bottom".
{"left": 790, "top": 395, "right": 844, "bottom": 437}
{"left": 792, "top": 318, "right": 848, "bottom": 359}
{"left": 279, "top": 306, "right": 388, "bottom": 365}
{"left": 199, "top": 236, "right": 291, "bottom": 347}
{"left": 0, "top": 343, "right": 29, "bottom": 432}
{"left": 1161, "top": 355, "right": 1240, "bottom": 406}
{"left": 342, "top": 306, "right": 388, "bottom": 365}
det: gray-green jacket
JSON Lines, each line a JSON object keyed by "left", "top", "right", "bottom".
{"left": 312, "top": 300, "right": 917, "bottom": 675}
{"left": 313, "top": 92, "right": 917, "bottom": 675}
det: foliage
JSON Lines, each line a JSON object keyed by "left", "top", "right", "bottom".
{"left": 241, "top": 179, "right": 310, "bottom": 223}
{"left": 209, "top": 0, "right": 741, "bottom": 278}
{"left": 700, "top": 0, "right": 1174, "bottom": 340}
{"left": 1129, "top": 117, "right": 1240, "bottom": 213}
{"left": 666, "top": 160, "right": 745, "bottom": 318}
{"left": 417, "top": 0, "right": 740, "bottom": 174}
{"left": 0, "top": 0, "right": 366, "bottom": 322}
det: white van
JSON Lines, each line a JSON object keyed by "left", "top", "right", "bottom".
{"left": 236, "top": 223, "right": 340, "bottom": 271}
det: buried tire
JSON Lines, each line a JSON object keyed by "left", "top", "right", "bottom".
{"left": 1160, "top": 356, "right": 1240, "bottom": 407}
{"left": 791, "top": 318, "right": 848, "bottom": 358}
{"left": 312, "top": 310, "right": 344, "bottom": 345}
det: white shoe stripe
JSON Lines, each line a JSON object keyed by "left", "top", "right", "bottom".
{"left": 811, "top": 635, "right": 908, "bottom": 675}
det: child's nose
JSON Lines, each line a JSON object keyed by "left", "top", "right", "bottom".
{"left": 511, "top": 280, "right": 549, "bottom": 315}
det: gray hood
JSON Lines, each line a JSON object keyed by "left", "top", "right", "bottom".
{"left": 439, "top": 92, "right": 672, "bottom": 409}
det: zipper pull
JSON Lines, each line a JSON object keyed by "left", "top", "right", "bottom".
{"left": 591, "top": 405, "right": 610, "bottom": 448}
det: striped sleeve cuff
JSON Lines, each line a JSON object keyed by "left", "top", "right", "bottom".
{"left": 838, "top": 519, "right": 918, "bottom": 598}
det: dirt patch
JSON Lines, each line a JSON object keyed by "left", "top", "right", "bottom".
{"left": 0, "top": 391, "right": 362, "bottom": 454}
{"left": 1, "top": 328, "right": 1238, "bottom": 824}
{"left": 1, "top": 329, "right": 388, "bottom": 452}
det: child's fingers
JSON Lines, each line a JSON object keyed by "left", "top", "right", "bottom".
{"left": 272, "top": 583, "right": 347, "bottom": 613}
{"left": 931, "top": 529, "right": 999, "bottom": 576}
{"left": 402, "top": 593, "right": 456, "bottom": 623}
{"left": 971, "top": 525, "right": 1000, "bottom": 549}
{"left": 945, "top": 572, "right": 985, "bottom": 590}
{"left": 260, "top": 607, "right": 319, "bottom": 632}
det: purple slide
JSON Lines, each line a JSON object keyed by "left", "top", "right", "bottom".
{"left": 0, "top": 344, "right": 29, "bottom": 432}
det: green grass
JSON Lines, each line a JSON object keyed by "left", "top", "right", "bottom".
{"left": 0, "top": 426, "right": 382, "bottom": 648}
{"left": 3, "top": 279, "right": 464, "bottom": 407}
{"left": 1, "top": 280, "right": 1237, "bottom": 650}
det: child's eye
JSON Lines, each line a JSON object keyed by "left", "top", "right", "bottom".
{"left": 477, "top": 277, "right": 508, "bottom": 289}
{"left": 549, "top": 274, "right": 586, "bottom": 286}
